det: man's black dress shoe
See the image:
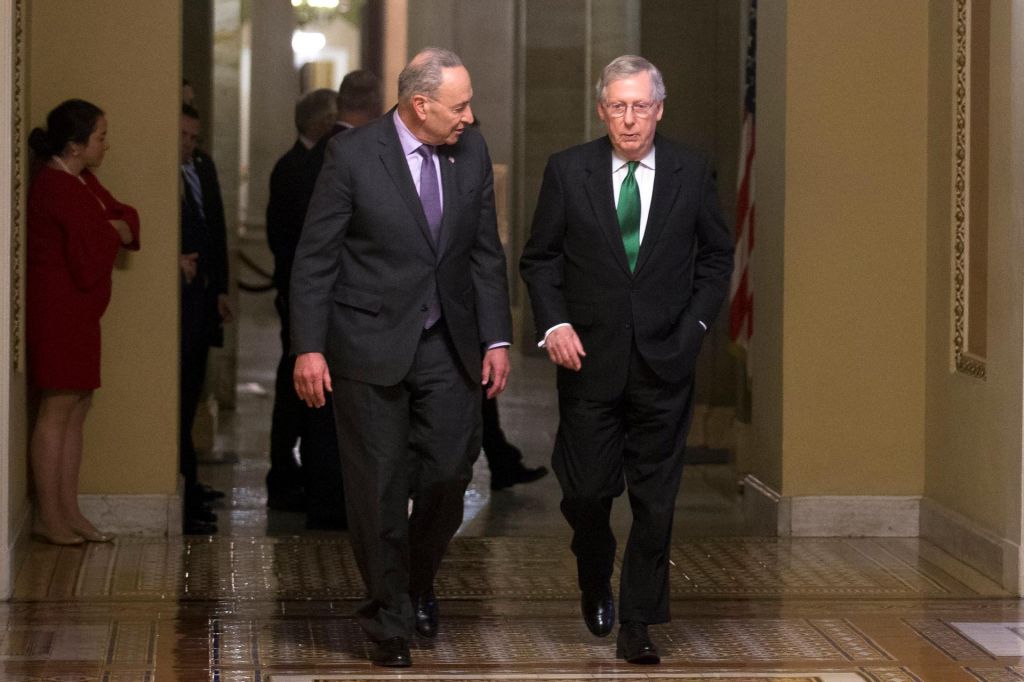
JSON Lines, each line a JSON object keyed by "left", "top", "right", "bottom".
{"left": 412, "top": 590, "right": 439, "bottom": 638}
{"left": 580, "top": 584, "right": 615, "bottom": 637}
{"left": 490, "top": 463, "right": 549, "bottom": 490}
{"left": 616, "top": 621, "right": 660, "bottom": 664}
{"left": 371, "top": 637, "right": 412, "bottom": 667}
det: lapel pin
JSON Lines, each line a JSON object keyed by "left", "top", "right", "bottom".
{"left": 448, "top": 156, "right": 455, "bottom": 164}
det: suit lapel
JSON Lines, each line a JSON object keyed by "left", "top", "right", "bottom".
{"left": 584, "top": 139, "right": 632, "bottom": 276}
{"left": 376, "top": 113, "right": 436, "bottom": 253}
{"left": 634, "top": 138, "right": 682, "bottom": 274}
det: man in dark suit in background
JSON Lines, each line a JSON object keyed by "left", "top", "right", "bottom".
{"left": 330, "top": 69, "right": 382, "bottom": 137}
{"left": 290, "top": 48, "right": 512, "bottom": 667}
{"left": 520, "top": 55, "right": 734, "bottom": 664}
{"left": 180, "top": 103, "right": 233, "bottom": 534}
{"left": 265, "top": 88, "right": 344, "bottom": 524}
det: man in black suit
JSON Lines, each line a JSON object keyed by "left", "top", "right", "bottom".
{"left": 520, "top": 55, "right": 734, "bottom": 664}
{"left": 180, "top": 103, "right": 233, "bottom": 534}
{"left": 290, "top": 48, "right": 512, "bottom": 667}
{"left": 331, "top": 69, "right": 382, "bottom": 137}
{"left": 265, "top": 88, "right": 343, "bottom": 522}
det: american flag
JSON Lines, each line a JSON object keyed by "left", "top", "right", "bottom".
{"left": 729, "top": 0, "right": 756, "bottom": 370}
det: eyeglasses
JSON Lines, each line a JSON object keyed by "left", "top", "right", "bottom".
{"left": 603, "top": 101, "right": 657, "bottom": 119}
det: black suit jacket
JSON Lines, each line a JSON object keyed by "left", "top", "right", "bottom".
{"left": 181, "top": 149, "right": 230, "bottom": 348}
{"left": 520, "top": 134, "right": 734, "bottom": 401}
{"left": 290, "top": 109, "right": 512, "bottom": 386}
{"left": 266, "top": 140, "right": 320, "bottom": 297}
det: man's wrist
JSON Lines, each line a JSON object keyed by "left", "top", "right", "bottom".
{"left": 539, "top": 322, "right": 571, "bottom": 348}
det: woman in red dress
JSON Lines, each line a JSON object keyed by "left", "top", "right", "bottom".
{"left": 27, "top": 99, "right": 140, "bottom": 545}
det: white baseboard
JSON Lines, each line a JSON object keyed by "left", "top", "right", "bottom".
{"left": 78, "top": 493, "right": 182, "bottom": 537}
{"left": 920, "top": 497, "right": 1019, "bottom": 593}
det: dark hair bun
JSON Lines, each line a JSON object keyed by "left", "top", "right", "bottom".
{"left": 27, "top": 127, "right": 55, "bottom": 158}
{"left": 29, "top": 99, "right": 104, "bottom": 160}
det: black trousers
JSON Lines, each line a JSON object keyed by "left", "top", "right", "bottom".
{"left": 180, "top": 280, "right": 213, "bottom": 497}
{"left": 480, "top": 393, "right": 523, "bottom": 475}
{"left": 269, "top": 294, "right": 345, "bottom": 520}
{"left": 553, "top": 344, "right": 694, "bottom": 625}
{"left": 331, "top": 322, "right": 480, "bottom": 641}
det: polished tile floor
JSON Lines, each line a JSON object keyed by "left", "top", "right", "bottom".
{"left": 4, "top": 251, "right": 1024, "bottom": 680}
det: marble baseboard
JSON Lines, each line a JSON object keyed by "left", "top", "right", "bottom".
{"left": 79, "top": 493, "right": 182, "bottom": 537}
{"left": 920, "top": 496, "right": 1018, "bottom": 594}
{"left": 779, "top": 495, "right": 921, "bottom": 537}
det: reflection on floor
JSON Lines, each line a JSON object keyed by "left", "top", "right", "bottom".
{"left": 2, "top": 280, "right": 1022, "bottom": 680}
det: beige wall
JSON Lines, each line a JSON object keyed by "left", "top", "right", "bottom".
{"left": 27, "top": 1, "right": 181, "bottom": 495}
{"left": 753, "top": 1, "right": 929, "bottom": 497}
{"left": 925, "top": 1, "right": 1024, "bottom": 545}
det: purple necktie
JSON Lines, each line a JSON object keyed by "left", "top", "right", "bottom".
{"left": 417, "top": 145, "right": 442, "bottom": 244}
{"left": 416, "top": 144, "right": 442, "bottom": 328}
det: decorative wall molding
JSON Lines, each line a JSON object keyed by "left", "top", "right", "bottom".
{"left": 951, "top": 0, "right": 985, "bottom": 379}
{"left": 10, "top": 0, "right": 23, "bottom": 372}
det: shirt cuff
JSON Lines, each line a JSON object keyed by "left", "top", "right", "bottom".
{"left": 538, "top": 322, "right": 571, "bottom": 348}
{"left": 486, "top": 341, "right": 511, "bottom": 350}
{"left": 698, "top": 320, "right": 707, "bottom": 331}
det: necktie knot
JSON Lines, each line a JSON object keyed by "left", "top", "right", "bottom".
{"left": 416, "top": 144, "right": 435, "bottom": 160}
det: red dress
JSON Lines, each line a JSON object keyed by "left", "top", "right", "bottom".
{"left": 26, "top": 166, "right": 141, "bottom": 390}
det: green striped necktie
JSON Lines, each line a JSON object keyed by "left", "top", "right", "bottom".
{"left": 617, "top": 160, "right": 640, "bottom": 272}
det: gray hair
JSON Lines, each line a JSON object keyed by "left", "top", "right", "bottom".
{"left": 398, "top": 47, "right": 464, "bottom": 101}
{"left": 595, "top": 55, "right": 666, "bottom": 103}
{"left": 294, "top": 88, "right": 337, "bottom": 135}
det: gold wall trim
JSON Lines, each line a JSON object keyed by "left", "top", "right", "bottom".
{"left": 952, "top": 0, "right": 985, "bottom": 379}
{"left": 10, "top": 0, "right": 24, "bottom": 372}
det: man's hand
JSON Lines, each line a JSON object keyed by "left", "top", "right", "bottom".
{"left": 544, "top": 325, "right": 586, "bottom": 371}
{"left": 481, "top": 346, "right": 511, "bottom": 399}
{"left": 217, "top": 294, "right": 234, "bottom": 323}
{"left": 294, "top": 352, "right": 333, "bottom": 408}
{"left": 179, "top": 253, "right": 198, "bottom": 284}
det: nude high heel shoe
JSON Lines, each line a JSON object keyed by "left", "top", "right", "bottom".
{"left": 31, "top": 526, "right": 86, "bottom": 546}
{"left": 70, "top": 525, "right": 116, "bottom": 543}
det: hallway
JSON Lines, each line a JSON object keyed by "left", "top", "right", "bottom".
{"left": 2, "top": 244, "right": 1023, "bottom": 681}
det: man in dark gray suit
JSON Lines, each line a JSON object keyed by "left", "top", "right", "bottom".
{"left": 290, "top": 48, "right": 512, "bottom": 668}
{"left": 520, "top": 55, "right": 734, "bottom": 665}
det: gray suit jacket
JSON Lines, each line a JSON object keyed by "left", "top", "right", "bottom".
{"left": 290, "top": 109, "right": 512, "bottom": 386}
